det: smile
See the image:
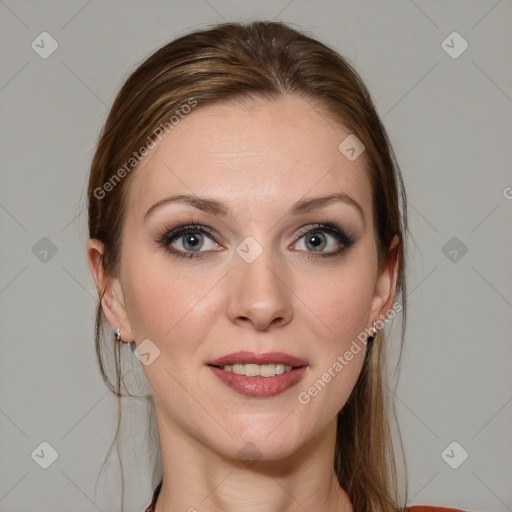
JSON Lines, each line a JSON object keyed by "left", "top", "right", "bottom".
{"left": 206, "top": 351, "right": 308, "bottom": 398}
{"left": 212, "top": 363, "right": 294, "bottom": 377}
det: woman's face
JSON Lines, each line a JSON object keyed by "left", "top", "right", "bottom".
{"left": 91, "top": 94, "right": 397, "bottom": 462}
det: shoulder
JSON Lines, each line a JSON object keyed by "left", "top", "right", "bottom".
{"left": 407, "top": 506, "right": 469, "bottom": 512}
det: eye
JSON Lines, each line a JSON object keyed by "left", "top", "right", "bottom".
{"left": 158, "top": 221, "right": 356, "bottom": 260}
{"left": 292, "top": 222, "right": 356, "bottom": 257}
{"left": 159, "top": 225, "right": 222, "bottom": 259}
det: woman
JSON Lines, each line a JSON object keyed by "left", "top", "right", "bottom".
{"left": 86, "top": 20, "right": 468, "bottom": 512}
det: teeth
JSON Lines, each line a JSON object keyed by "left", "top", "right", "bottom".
{"left": 245, "top": 364, "right": 260, "bottom": 377}
{"left": 220, "top": 363, "right": 295, "bottom": 377}
{"left": 275, "top": 364, "right": 285, "bottom": 374}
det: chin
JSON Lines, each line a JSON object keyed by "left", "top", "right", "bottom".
{"left": 223, "top": 438, "right": 303, "bottom": 468}
{"left": 213, "top": 415, "right": 311, "bottom": 464}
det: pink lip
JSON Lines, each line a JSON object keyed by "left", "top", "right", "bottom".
{"left": 208, "top": 366, "right": 308, "bottom": 398}
{"left": 206, "top": 351, "right": 308, "bottom": 367}
{"left": 206, "top": 351, "right": 309, "bottom": 398}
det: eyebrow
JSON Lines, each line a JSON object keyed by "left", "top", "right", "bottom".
{"left": 144, "top": 192, "right": 365, "bottom": 227}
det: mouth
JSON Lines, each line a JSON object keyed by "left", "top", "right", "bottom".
{"left": 209, "top": 362, "right": 297, "bottom": 377}
{"left": 206, "top": 351, "right": 308, "bottom": 398}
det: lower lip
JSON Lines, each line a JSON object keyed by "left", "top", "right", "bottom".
{"left": 208, "top": 366, "right": 308, "bottom": 398}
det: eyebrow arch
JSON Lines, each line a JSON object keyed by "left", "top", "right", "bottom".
{"left": 144, "top": 192, "right": 365, "bottom": 227}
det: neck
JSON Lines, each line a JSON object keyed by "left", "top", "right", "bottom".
{"left": 153, "top": 411, "right": 353, "bottom": 512}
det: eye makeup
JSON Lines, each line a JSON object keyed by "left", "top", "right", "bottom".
{"left": 156, "top": 218, "right": 357, "bottom": 261}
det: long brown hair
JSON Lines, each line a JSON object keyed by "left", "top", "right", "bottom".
{"left": 87, "top": 20, "right": 408, "bottom": 511}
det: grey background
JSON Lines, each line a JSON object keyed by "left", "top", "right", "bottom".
{"left": 1, "top": 1, "right": 511, "bottom": 511}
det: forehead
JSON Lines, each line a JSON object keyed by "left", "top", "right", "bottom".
{"left": 125, "top": 94, "right": 372, "bottom": 223}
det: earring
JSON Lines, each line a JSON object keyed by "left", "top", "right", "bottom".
{"left": 114, "top": 328, "right": 122, "bottom": 342}
{"left": 367, "top": 321, "right": 378, "bottom": 344}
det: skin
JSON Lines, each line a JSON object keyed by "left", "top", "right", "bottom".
{"left": 87, "top": 94, "right": 399, "bottom": 512}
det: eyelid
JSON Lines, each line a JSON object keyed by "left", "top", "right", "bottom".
{"left": 159, "top": 224, "right": 220, "bottom": 247}
{"left": 293, "top": 221, "right": 355, "bottom": 243}
{"left": 158, "top": 220, "right": 356, "bottom": 259}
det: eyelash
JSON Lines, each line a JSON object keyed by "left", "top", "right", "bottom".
{"left": 157, "top": 221, "right": 356, "bottom": 260}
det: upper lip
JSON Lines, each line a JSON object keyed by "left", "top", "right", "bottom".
{"left": 207, "top": 351, "right": 308, "bottom": 367}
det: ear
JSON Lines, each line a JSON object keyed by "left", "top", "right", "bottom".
{"left": 368, "top": 234, "right": 400, "bottom": 327}
{"left": 86, "top": 238, "right": 135, "bottom": 342}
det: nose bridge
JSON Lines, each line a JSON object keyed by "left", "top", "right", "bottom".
{"left": 227, "top": 235, "right": 292, "bottom": 329}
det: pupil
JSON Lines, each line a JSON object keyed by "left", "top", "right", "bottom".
{"left": 307, "top": 233, "right": 325, "bottom": 251}
{"left": 184, "top": 234, "right": 201, "bottom": 250}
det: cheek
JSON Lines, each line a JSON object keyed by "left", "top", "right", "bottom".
{"left": 302, "top": 259, "right": 375, "bottom": 347}
{"left": 294, "top": 257, "right": 375, "bottom": 414}
{"left": 120, "top": 249, "right": 219, "bottom": 355}
{"left": 122, "top": 237, "right": 376, "bottom": 360}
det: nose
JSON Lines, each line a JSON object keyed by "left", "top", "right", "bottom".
{"left": 226, "top": 245, "right": 293, "bottom": 331}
